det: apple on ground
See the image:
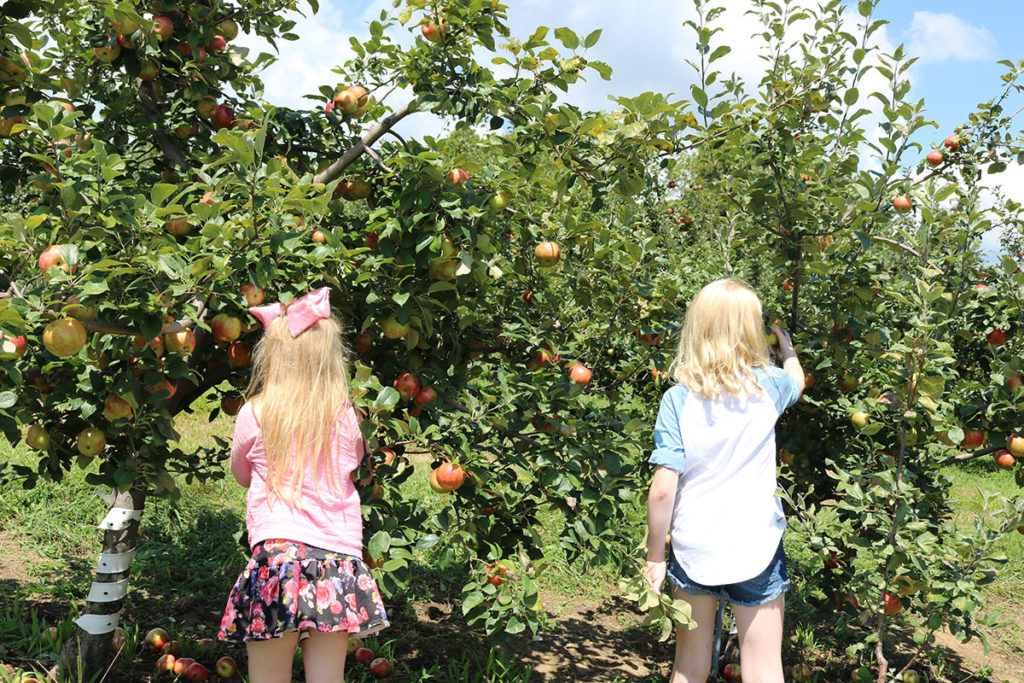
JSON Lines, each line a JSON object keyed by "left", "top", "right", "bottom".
{"left": 369, "top": 657, "right": 391, "bottom": 678}
{"left": 155, "top": 654, "right": 176, "bottom": 672}
{"left": 722, "top": 662, "right": 741, "bottom": 680}
{"left": 903, "top": 670, "right": 923, "bottom": 683}
{"left": 186, "top": 661, "right": 209, "bottom": 681}
{"left": 215, "top": 656, "right": 237, "bottom": 678}
{"left": 145, "top": 627, "right": 170, "bottom": 652}
{"left": 162, "top": 639, "right": 181, "bottom": 655}
{"left": 353, "top": 647, "right": 374, "bottom": 663}
{"left": 173, "top": 658, "right": 196, "bottom": 676}
{"left": 790, "top": 663, "right": 813, "bottom": 682}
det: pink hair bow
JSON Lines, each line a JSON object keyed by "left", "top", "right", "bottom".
{"left": 249, "top": 287, "right": 332, "bottom": 337}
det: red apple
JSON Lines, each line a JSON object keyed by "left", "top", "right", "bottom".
{"left": 414, "top": 386, "right": 438, "bottom": 406}
{"left": 228, "top": 340, "right": 252, "bottom": 366}
{"left": 196, "top": 97, "right": 218, "bottom": 118}
{"left": 926, "top": 150, "right": 943, "bottom": 166}
{"left": 164, "top": 218, "right": 193, "bottom": 236}
{"left": 117, "top": 33, "right": 137, "bottom": 49}
{"left": 156, "top": 654, "right": 176, "bottom": 672}
{"left": 435, "top": 462, "right": 465, "bottom": 492}
{"left": 186, "top": 661, "right": 209, "bottom": 681}
{"left": 722, "top": 663, "right": 741, "bottom": 681}
{"left": 241, "top": 283, "right": 264, "bottom": 306}
{"left": 161, "top": 639, "right": 181, "bottom": 655}
{"left": 1006, "top": 373, "right": 1023, "bottom": 391}
{"left": 145, "top": 627, "right": 170, "bottom": 652}
{"left": 534, "top": 241, "right": 561, "bottom": 267}
{"left": 892, "top": 195, "right": 912, "bottom": 213}
{"left": 334, "top": 85, "right": 368, "bottom": 115}
{"left": 782, "top": 278, "right": 794, "bottom": 292}
{"left": 1, "top": 334, "right": 27, "bottom": 357}
{"left": 994, "top": 449, "right": 1016, "bottom": 470}
{"left": 368, "top": 657, "right": 391, "bottom": 678}
{"left": 212, "top": 105, "right": 234, "bottom": 130}
{"left": 38, "top": 244, "right": 70, "bottom": 273}
{"left": 353, "top": 647, "right": 374, "bottom": 663}
{"left": 986, "top": 327, "right": 1007, "bottom": 346}
{"left": 354, "top": 331, "right": 373, "bottom": 355}
{"left": 944, "top": 133, "right": 961, "bottom": 151}
{"left": 837, "top": 373, "right": 859, "bottom": 393}
{"left": 94, "top": 43, "right": 122, "bottom": 63}
{"left": 208, "top": 35, "right": 228, "bottom": 53}
{"left": 164, "top": 328, "right": 197, "bottom": 354}
{"left": 823, "top": 551, "right": 839, "bottom": 569}
{"left": 883, "top": 591, "right": 902, "bottom": 615}
{"left": 311, "top": 230, "right": 327, "bottom": 243}
{"left": 421, "top": 14, "right": 447, "bottom": 42}
{"left": 569, "top": 363, "right": 592, "bottom": 386}
{"left": 791, "top": 663, "right": 813, "bottom": 682}
{"left": 486, "top": 561, "right": 508, "bottom": 586}
{"left": 103, "top": 395, "right": 133, "bottom": 421}
{"left": 173, "top": 657, "right": 196, "bottom": 676}
{"left": 393, "top": 372, "right": 421, "bottom": 401}
{"left": 365, "top": 230, "right": 379, "bottom": 249}
{"left": 1006, "top": 434, "right": 1024, "bottom": 457}
{"left": 447, "top": 167, "right": 469, "bottom": 186}
{"left": 962, "top": 429, "right": 985, "bottom": 449}
{"left": 211, "top": 314, "right": 242, "bottom": 343}
{"left": 43, "top": 318, "right": 87, "bottom": 357}
{"left": 221, "top": 394, "right": 244, "bottom": 416}
{"left": 152, "top": 15, "right": 174, "bottom": 40}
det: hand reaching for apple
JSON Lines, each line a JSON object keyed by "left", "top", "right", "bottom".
{"left": 644, "top": 560, "right": 666, "bottom": 595}
{"left": 769, "top": 325, "right": 796, "bottom": 359}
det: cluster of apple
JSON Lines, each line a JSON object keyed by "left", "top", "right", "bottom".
{"left": 663, "top": 204, "right": 694, "bottom": 229}
{"left": 348, "top": 638, "right": 392, "bottom": 677}
{"left": 97, "top": 7, "right": 242, "bottom": 134}
{"left": 891, "top": 133, "right": 962, "bottom": 214}
{"left": 145, "top": 627, "right": 238, "bottom": 680}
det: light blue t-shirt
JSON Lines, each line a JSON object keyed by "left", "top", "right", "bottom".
{"left": 649, "top": 367, "right": 800, "bottom": 584}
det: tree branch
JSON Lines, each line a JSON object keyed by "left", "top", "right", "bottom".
{"left": 941, "top": 444, "right": 1001, "bottom": 466}
{"left": 313, "top": 101, "right": 415, "bottom": 185}
{"left": 871, "top": 236, "right": 941, "bottom": 270}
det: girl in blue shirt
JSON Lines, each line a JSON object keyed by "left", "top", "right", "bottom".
{"left": 644, "top": 278, "right": 804, "bottom": 683}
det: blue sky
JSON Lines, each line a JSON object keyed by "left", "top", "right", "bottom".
{"left": 240, "top": 1, "right": 1024, "bottom": 251}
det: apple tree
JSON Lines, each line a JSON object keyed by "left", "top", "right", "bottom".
{"left": 0, "top": 0, "right": 713, "bottom": 678}
{"left": 642, "top": 0, "right": 1024, "bottom": 679}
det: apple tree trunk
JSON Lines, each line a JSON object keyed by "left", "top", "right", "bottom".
{"left": 57, "top": 486, "right": 146, "bottom": 682}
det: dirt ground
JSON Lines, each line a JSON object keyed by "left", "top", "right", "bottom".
{"left": 2, "top": 529, "right": 1023, "bottom": 682}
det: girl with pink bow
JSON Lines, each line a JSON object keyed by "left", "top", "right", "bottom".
{"left": 217, "top": 287, "right": 389, "bottom": 682}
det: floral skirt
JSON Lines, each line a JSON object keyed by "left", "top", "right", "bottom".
{"left": 218, "top": 539, "right": 389, "bottom": 642}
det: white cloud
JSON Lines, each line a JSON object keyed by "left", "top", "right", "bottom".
{"left": 904, "top": 11, "right": 995, "bottom": 65}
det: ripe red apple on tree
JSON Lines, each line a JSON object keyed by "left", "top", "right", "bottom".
{"left": 421, "top": 14, "right": 448, "bottom": 42}
{"left": 883, "top": 591, "right": 902, "bottom": 615}
{"left": 926, "top": 150, "right": 943, "bottom": 166}
{"left": 1006, "top": 373, "right": 1023, "bottom": 391}
{"left": 94, "top": 42, "right": 122, "bottom": 63}
{"left": 353, "top": 331, "right": 373, "bottom": 355}
{"left": 164, "top": 218, "right": 193, "bottom": 236}
{"left": 43, "top": 318, "right": 87, "bottom": 357}
{"left": 38, "top": 244, "right": 70, "bottom": 274}
{"left": 1, "top": 334, "right": 27, "bottom": 357}
{"left": 208, "top": 35, "right": 228, "bottom": 52}
{"left": 986, "top": 327, "right": 1007, "bottom": 346}
{"left": 569, "top": 363, "right": 592, "bottom": 386}
{"left": 241, "top": 283, "right": 264, "bottom": 306}
{"left": 221, "top": 394, "right": 244, "bottom": 416}
{"left": 961, "top": 429, "right": 985, "bottom": 449}
{"left": 486, "top": 561, "right": 508, "bottom": 586}
{"left": 229, "top": 340, "right": 252, "bottom": 366}
{"left": 365, "top": 230, "right": 379, "bottom": 250}
{"left": 393, "top": 373, "right": 421, "bottom": 401}
{"left": 944, "top": 133, "right": 961, "bottom": 151}
{"left": 212, "top": 105, "right": 234, "bottom": 130}
{"left": 434, "top": 462, "right": 466, "bottom": 491}
{"left": 211, "top": 314, "right": 242, "bottom": 343}
{"left": 152, "top": 15, "right": 174, "bottom": 40}
{"left": 994, "top": 449, "right": 1016, "bottom": 470}
{"left": 334, "top": 85, "right": 368, "bottom": 115}
{"left": 1006, "top": 434, "right": 1024, "bottom": 457}
{"left": 369, "top": 657, "right": 391, "bottom": 678}
{"left": 447, "top": 167, "right": 469, "bottom": 186}
{"left": 414, "top": 386, "right": 437, "bottom": 406}
{"left": 892, "top": 195, "right": 912, "bottom": 213}
{"left": 534, "top": 240, "right": 561, "bottom": 267}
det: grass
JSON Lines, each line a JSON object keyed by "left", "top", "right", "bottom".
{"left": 1, "top": 410, "right": 1022, "bottom": 681}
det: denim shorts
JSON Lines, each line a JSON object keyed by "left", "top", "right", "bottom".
{"left": 666, "top": 539, "right": 789, "bottom": 607}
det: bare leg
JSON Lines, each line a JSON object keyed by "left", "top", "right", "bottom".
{"left": 733, "top": 594, "right": 785, "bottom": 683}
{"left": 670, "top": 590, "right": 719, "bottom": 683}
{"left": 246, "top": 631, "right": 299, "bottom": 683}
{"left": 300, "top": 630, "right": 349, "bottom": 683}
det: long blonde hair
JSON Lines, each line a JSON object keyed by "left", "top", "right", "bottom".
{"left": 246, "top": 311, "right": 351, "bottom": 506}
{"left": 669, "top": 278, "right": 771, "bottom": 398}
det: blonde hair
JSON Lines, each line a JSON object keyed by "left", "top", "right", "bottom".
{"left": 246, "top": 311, "right": 351, "bottom": 506}
{"left": 669, "top": 278, "right": 771, "bottom": 398}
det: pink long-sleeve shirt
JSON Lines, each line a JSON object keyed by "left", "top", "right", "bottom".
{"left": 230, "top": 402, "right": 367, "bottom": 558}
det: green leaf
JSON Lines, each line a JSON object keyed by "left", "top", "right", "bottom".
{"left": 368, "top": 530, "right": 391, "bottom": 558}
{"left": 150, "top": 183, "right": 177, "bottom": 206}
{"left": 0, "top": 392, "right": 15, "bottom": 409}
{"left": 554, "top": 27, "right": 579, "bottom": 50}
{"left": 416, "top": 534, "right": 440, "bottom": 550}
{"left": 690, "top": 85, "right": 708, "bottom": 108}
{"left": 709, "top": 45, "right": 731, "bottom": 63}
{"left": 462, "top": 590, "right": 485, "bottom": 614}
{"left": 583, "top": 29, "right": 602, "bottom": 48}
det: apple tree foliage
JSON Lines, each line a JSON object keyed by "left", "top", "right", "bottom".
{"left": 0, "top": 0, "right": 706, "bottom": 676}
{"left": 649, "top": 1, "right": 1024, "bottom": 679}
